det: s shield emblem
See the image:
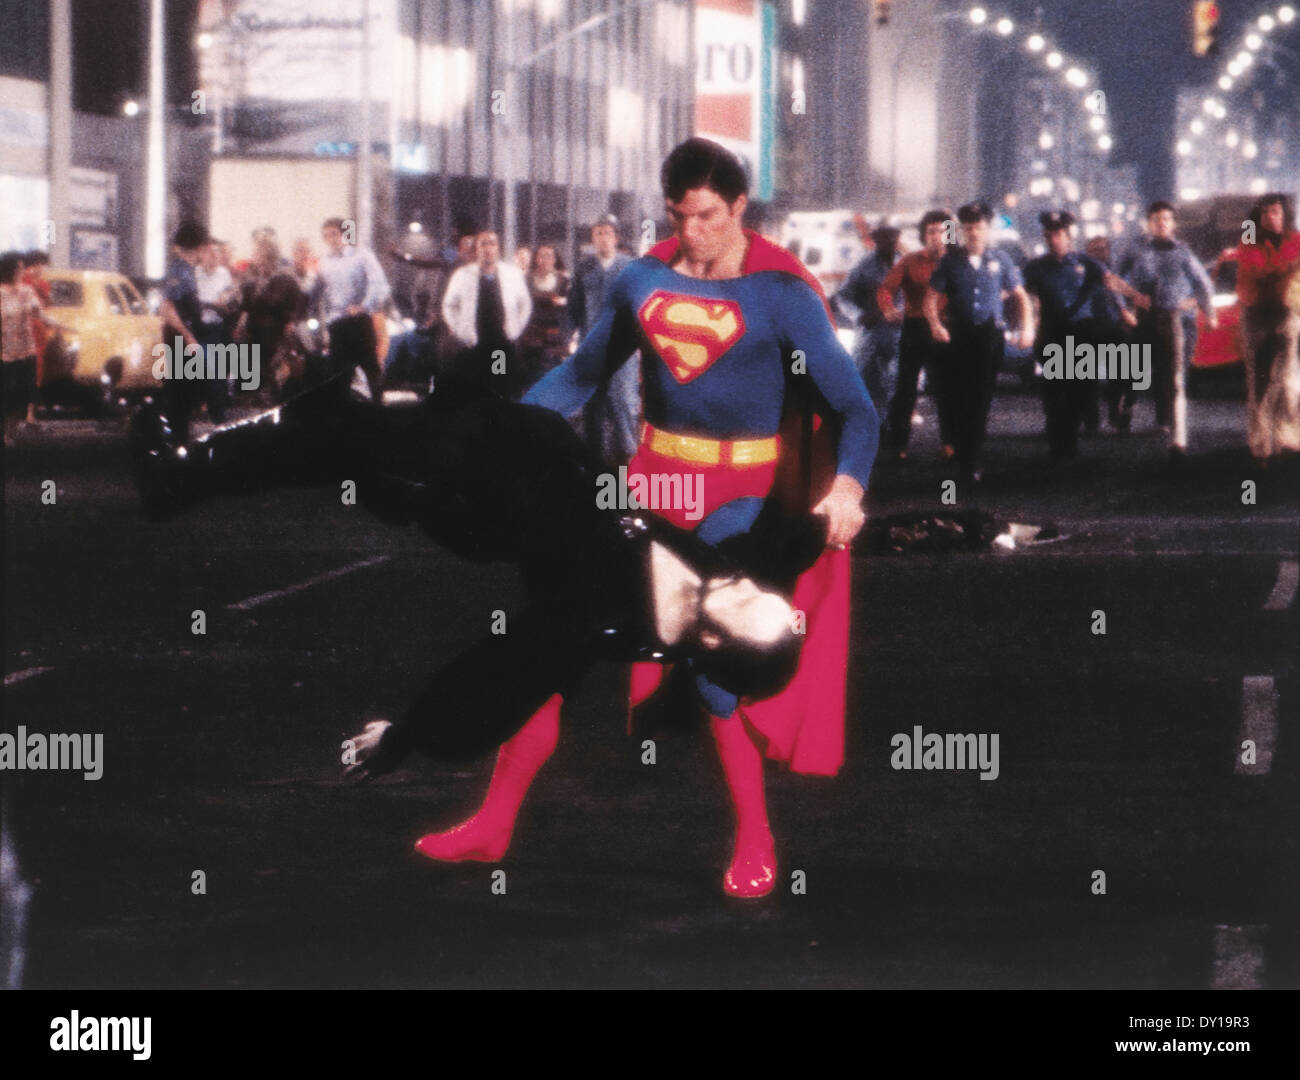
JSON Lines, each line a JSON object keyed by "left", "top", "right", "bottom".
{"left": 638, "top": 290, "right": 746, "bottom": 383}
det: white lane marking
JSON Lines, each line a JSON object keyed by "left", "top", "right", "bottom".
{"left": 1043, "top": 514, "right": 1300, "bottom": 527}
{"left": 3, "top": 666, "right": 54, "bottom": 687}
{"left": 227, "top": 556, "right": 392, "bottom": 612}
{"left": 1211, "top": 925, "right": 1267, "bottom": 990}
{"left": 1234, "top": 675, "right": 1276, "bottom": 777}
{"left": 860, "top": 549, "right": 1300, "bottom": 560}
{"left": 1263, "top": 559, "right": 1299, "bottom": 610}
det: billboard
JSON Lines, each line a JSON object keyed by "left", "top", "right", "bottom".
{"left": 694, "top": 0, "right": 774, "bottom": 200}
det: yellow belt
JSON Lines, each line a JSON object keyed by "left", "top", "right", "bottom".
{"left": 641, "top": 421, "right": 779, "bottom": 467}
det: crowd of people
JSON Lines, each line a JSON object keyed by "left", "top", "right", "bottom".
{"left": 0, "top": 213, "right": 640, "bottom": 448}
{"left": 832, "top": 192, "right": 1300, "bottom": 479}
{"left": 139, "top": 213, "right": 657, "bottom": 445}
{"left": 7, "top": 188, "right": 1298, "bottom": 474}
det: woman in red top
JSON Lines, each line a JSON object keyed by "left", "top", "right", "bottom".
{"left": 1236, "top": 193, "right": 1300, "bottom": 462}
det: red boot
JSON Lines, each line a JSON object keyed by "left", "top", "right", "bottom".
{"left": 711, "top": 712, "right": 777, "bottom": 898}
{"left": 414, "top": 695, "right": 561, "bottom": 862}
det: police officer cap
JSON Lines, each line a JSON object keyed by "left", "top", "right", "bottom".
{"left": 956, "top": 202, "right": 993, "bottom": 224}
{"left": 1039, "top": 210, "right": 1075, "bottom": 233}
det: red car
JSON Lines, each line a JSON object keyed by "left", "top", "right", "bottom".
{"left": 1190, "top": 249, "right": 1241, "bottom": 371}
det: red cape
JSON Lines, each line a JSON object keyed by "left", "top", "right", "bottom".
{"left": 635, "top": 229, "right": 853, "bottom": 776}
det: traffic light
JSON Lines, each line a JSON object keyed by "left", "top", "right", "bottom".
{"left": 1193, "top": 1, "right": 1220, "bottom": 57}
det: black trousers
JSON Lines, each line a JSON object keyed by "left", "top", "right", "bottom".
{"left": 934, "top": 319, "right": 1002, "bottom": 472}
{"left": 327, "top": 313, "right": 381, "bottom": 395}
{"left": 445, "top": 340, "right": 521, "bottom": 399}
{"left": 1038, "top": 318, "right": 1100, "bottom": 459}
{"left": 3, "top": 356, "right": 37, "bottom": 421}
{"left": 1135, "top": 309, "right": 1188, "bottom": 447}
{"left": 883, "top": 316, "right": 943, "bottom": 453}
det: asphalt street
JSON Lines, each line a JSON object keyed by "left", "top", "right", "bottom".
{"left": 3, "top": 376, "right": 1297, "bottom": 990}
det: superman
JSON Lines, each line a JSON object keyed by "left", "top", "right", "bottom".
{"left": 414, "top": 138, "right": 878, "bottom": 898}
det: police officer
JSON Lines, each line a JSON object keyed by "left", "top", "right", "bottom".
{"left": 157, "top": 222, "right": 210, "bottom": 445}
{"left": 924, "top": 202, "right": 1033, "bottom": 482}
{"left": 1084, "top": 235, "right": 1140, "bottom": 431}
{"left": 833, "top": 225, "right": 902, "bottom": 406}
{"left": 1023, "top": 210, "right": 1108, "bottom": 460}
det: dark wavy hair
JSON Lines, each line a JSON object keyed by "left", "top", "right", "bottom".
{"left": 919, "top": 209, "right": 952, "bottom": 243}
{"left": 1250, "top": 192, "right": 1296, "bottom": 234}
{"left": 0, "top": 251, "right": 23, "bottom": 285}
{"left": 661, "top": 138, "right": 749, "bottom": 205}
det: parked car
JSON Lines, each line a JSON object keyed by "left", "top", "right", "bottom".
{"left": 1190, "top": 249, "right": 1241, "bottom": 371}
{"left": 41, "top": 269, "right": 162, "bottom": 412}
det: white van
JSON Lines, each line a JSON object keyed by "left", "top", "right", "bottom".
{"left": 779, "top": 211, "right": 869, "bottom": 298}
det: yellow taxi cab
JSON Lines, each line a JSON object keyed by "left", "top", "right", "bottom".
{"left": 42, "top": 269, "right": 162, "bottom": 396}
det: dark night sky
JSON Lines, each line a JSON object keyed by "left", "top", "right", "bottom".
{"left": 1001, "top": 0, "right": 1293, "bottom": 196}
{"left": 0, "top": 0, "right": 197, "bottom": 115}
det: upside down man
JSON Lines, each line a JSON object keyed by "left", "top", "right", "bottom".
{"left": 410, "top": 138, "right": 879, "bottom": 898}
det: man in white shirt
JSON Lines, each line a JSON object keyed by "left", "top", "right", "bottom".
{"left": 313, "top": 217, "right": 391, "bottom": 396}
{"left": 441, "top": 230, "right": 533, "bottom": 398}
{"left": 193, "top": 239, "right": 236, "bottom": 418}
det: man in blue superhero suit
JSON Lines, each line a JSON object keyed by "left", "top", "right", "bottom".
{"left": 412, "top": 138, "right": 879, "bottom": 897}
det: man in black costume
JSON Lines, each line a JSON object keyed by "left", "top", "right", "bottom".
{"left": 131, "top": 377, "right": 826, "bottom": 770}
